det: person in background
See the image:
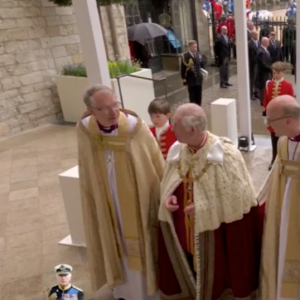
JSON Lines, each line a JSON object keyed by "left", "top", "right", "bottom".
{"left": 291, "top": 39, "right": 296, "bottom": 88}
{"left": 282, "top": 20, "right": 296, "bottom": 62}
{"left": 248, "top": 30, "right": 260, "bottom": 100}
{"left": 268, "top": 30, "right": 283, "bottom": 63}
{"left": 46, "top": 264, "right": 84, "bottom": 300}
{"left": 262, "top": 62, "right": 294, "bottom": 170}
{"left": 258, "top": 95, "right": 300, "bottom": 300}
{"left": 259, "top": 21, "right": 271, "bottom": 41}
{"left": 247, "top": 20, "right": 254, "bottom": 40}
{"left": 256, "top": 37, "right": 272, "bottom": 106}
{"left": 215, "top": 26, "right": 232, "bottom": 88}
{"left": 181, "top": 40, "right": 207, "bottom": 106}
{"left": 148, "top": 98, "right": 177, "bottom": 160}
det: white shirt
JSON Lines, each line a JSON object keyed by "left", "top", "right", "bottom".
{"left": 155, "top": 121, "right": 169, "bottom": 139}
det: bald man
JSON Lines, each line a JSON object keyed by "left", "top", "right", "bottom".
{"left": 256, "top": 37, "right": 272, "bottom": 105}
{"left": 158, "top": 104, "right": 265, "bottom": 300}
{"left": 258, "top": 95, "right": 300, "bottom": 300}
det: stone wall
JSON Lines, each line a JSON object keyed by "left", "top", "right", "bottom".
{"left": 0, "top": 0, "right": 83, "bottom": 137}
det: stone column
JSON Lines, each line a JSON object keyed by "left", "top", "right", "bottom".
{"left": 72, "top": 0, "right": 111, "bottom": 87}
{"left": 194, "top": 0, "right": 210, "bottom": 57}
{"left": 235, "top": 0, "right": 256, "bottom": 150}
{"left": 296, "top": 0, "right": 300, "bottom": 103}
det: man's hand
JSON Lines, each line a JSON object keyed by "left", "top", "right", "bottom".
{"left": 165, "top": 195, "right": 179, "bottom": 212}
{"left": 184, "top": 203, "right": 195, "bottom": 217}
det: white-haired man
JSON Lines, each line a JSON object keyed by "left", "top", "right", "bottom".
{"left": 158, "top": 103, "right": 265, "bottom": 300}
{"left": 77, "top": 85, "right": 165, "bottom": 300}
{"left": 258, "top": 95, "right": 300, "bottom": 300}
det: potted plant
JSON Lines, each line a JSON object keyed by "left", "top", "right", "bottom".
{"left": 55, "top": 60, "right": 155, "bottom": 123}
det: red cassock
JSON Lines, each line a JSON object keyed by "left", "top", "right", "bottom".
{"left": 149, "top": 125, "right": 177, "bottom": 160}
{"left": 158, "top": 144, "right": 265, "bottom": 300}
{"left": 263, "top": 80, "right": 294, "bottom": 133}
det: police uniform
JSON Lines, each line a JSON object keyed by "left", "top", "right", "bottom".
{"left": 181, "top": 51, "right": 206, "bottom": 106}
{"left": 46, "top": 264, "right": 84, "bottom": 300}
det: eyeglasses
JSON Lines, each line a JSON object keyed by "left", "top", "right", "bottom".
{"left": 89, "top": 102, "right": 121, "bottom": 114}
{"left": 266, "top": 116, "right": 291, "bottom": 126}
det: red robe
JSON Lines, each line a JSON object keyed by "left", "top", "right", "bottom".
{"left": 263, "top": 79, "right": 294, "bottom": 133}
{"left": 149, "top": 124, "right": 177, "bottom": 160}
{"left": 158, "top": 141, "right": 265, "bottom": 300}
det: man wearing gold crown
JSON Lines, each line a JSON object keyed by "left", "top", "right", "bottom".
{"left": 158, "top": 103, "right": 265, "bottom": 300}
{"left": 258, "top": 95, "right": 300, "bottom": 300}
{"left": 77, "top": 85, "right": 164, "bottom": 300}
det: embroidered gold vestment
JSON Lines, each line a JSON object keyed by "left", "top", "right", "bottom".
{"left": 77, "top": 110, "right": 165, "bottom": 294}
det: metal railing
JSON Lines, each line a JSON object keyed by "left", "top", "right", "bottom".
{"left": 116, "top": 73, "right": 168, "bottom": 108}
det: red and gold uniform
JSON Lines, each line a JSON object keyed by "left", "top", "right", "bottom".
{"left": 263, "top": 79, "right": 294, "bottom": 133}
{"left": 150, "top": 123, "right": 177, "bottom": 160}
{"left": 216, "top": 20, "right": 234, "bottom": 39}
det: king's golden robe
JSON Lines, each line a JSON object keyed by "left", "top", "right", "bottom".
{"left": 258, "top": 137, "right": 300, "bottom": 300}
{"left": 77, "top": 110, "right": 165, "bottom": 294}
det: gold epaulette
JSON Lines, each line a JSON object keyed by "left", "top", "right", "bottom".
{"left": 72, "top": 285, "right": 83, "bottom": 292}
{"left": 181, "top": 52, "right": 190, "bottom": 67}
{"left": 45, "top": 288, "right": 57, "bottom": 300}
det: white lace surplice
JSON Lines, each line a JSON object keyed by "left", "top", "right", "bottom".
{"left": 82, "top": 115, "right": 160, "bottom": 300}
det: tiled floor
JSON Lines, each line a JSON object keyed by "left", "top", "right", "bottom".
{"left": 0, "top": 122, "right": 272, "bottom": 300}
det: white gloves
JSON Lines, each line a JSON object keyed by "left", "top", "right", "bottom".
{"left": 263, "top": 117, "right": 268, "bottom": 126}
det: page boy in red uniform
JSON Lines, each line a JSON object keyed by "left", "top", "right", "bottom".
{"left": 148, "top": 99, "right": 177, "bottom": 160}
{"left": 262, "top": 61, "right": 294, "bottom": 170}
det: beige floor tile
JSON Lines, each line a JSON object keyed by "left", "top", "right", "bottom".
{"left": 12, "top": 149, "right": 37, "bottom": 160}
{"left": 9, "top": 196, "right": 39, "bottom": 212}
{"left": 37, "top": 149, "right": 61, "bottom": 164}
{"left": 5, "top": 230, "right": 42, "bottom": 251}
{"left": 61, "top": 159, "right": 77, "bottom": 170}
{"left": 9, "top": 187, "right": 39, "bottom": 201}
{"left": 0, "top": 275, "right": 43, "bottom": 300}
{"left": 6, "top": 214, "right": 42, "bottom": 235}
{"left": 37, "top": 161, "right": 62, "bottom": 174}
{"left": 39, "top": 182, "right": 62, "bottom": 197}
{"left": 42, "top": 211, "right": 67, "bottom": 229}
{"left": 36, "top": 139, "right": 58, "bottom": 151}
{"left": 42, "top": 246, "right": 82, "bottom": 272}
{"left": 39, "top": 192, "right": 63, "bottom": 205}
{"left": 60, "top": 148, "right": 78, "bottom": 160}
{"left": 0, "top": 237, "right": 4, "bottom": 253}
{"left": 0, "top": 212, "right": 7, "bottom": 238}
{"left": 10, "top": 165, "right": 38, "bottom": 183}
{"left": 41, "top": 200, "right": 65, "bottom": 217}
{"left": 11, "top": 157, "right": 37, "bottom": 168}
{"left": 38, "top": 172, "right": 60, "bottom": 187}
{"left": 0, "top": 183, "right": 10, "bottom": 195}
{"left": 42, "top": 223, "right": 69, "bottom": 241}
{"left": 10, "top": 179, "right": 38, "bottom": 192}
{"left": 1, "top": 257, "right": 43, "bottom": 283}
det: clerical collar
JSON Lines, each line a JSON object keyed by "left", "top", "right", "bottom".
{"left": 188, "top": 132, "right": 208, "bottom": 154}
{"left": 289, "top": 132, "right": 300, "bottom": 142}
{"left": 97, "top": 121, "right": 118, "bottom": 133}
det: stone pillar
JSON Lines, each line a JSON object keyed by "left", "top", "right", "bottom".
{"left": 235, "top": 0, "right": 256, "bottom": 150}
{"left": 194, "top": 0, "right": 210, "bottom": 57}
{"left": 72, "top": 0, "right": 111, "bottom": 87}
{"left": 296, "top": 0, "right": 300, "bottom": 103}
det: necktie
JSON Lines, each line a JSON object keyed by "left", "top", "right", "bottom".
{"left": 255, "top": 41, "right": 258, "bottom": 47}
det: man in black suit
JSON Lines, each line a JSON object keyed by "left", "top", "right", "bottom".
{"left": 248, "top": 30, "right": 260, "bottom": 100}
{"left": 247, "top": 21, "right": 254, "bottom": 41}
{"left": 181, "top": 40, "right": 206, "bottom": 106}
{"left": 256, "top": 37, "right": 272, "bottom": 106}
{"left": 268, "top": 30, "right": 283, "bottom": 64}
{"left": 291, "top": 40, "right": 296, "bottom": 83}
{"left": 215, "top": 26, "right": 232, "bottom": 89}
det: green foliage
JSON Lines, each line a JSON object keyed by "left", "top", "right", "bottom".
{"left": 61, "top": 60, "right": 141, "bottom": 79}
{"left": 48, "top": 0, "right": 132, "bottom": 6}
{"left": 61, "top": 64, "right": 87, "bottom": 77}
{"left": 108, "top": 59, "right": 141, "bottom": 79}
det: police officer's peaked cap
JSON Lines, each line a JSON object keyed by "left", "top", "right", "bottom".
{"left": 54, "top": 264, "right": 73, "bottom": 275}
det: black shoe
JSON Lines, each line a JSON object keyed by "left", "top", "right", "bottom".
{"left": 225, "top": 82, "right": 233, "bottom": 86}
{"left": 220, "top": 84, "right": 227, "bottom": 88}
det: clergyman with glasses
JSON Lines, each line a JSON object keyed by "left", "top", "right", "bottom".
{"left": 258, "top": 95, "right": 300, "bottom": 300}
{"left": 76, "top": 84, "right": 165, "bottom": 300}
